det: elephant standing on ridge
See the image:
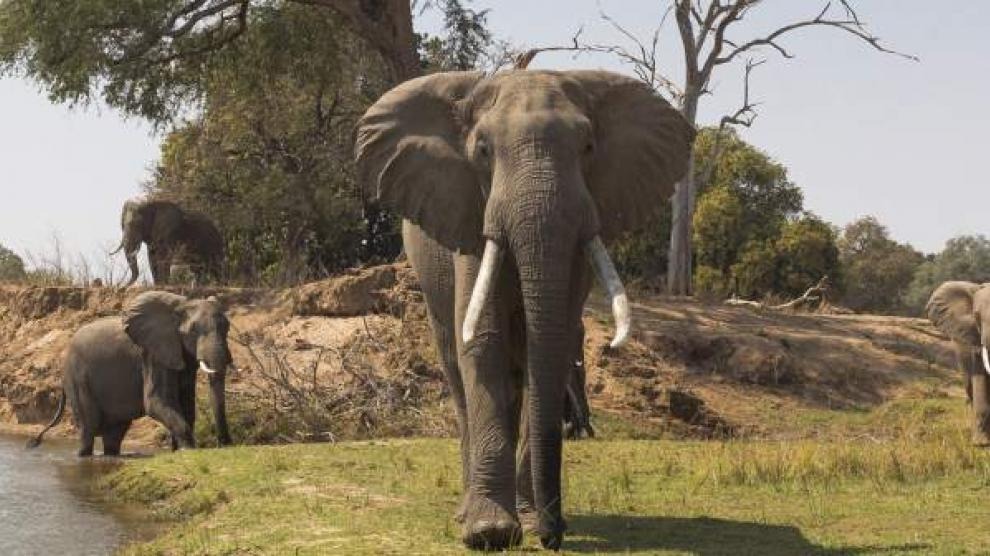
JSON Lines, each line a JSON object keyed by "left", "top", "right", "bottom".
{"left": 927, "top": 281, "right": 990, "bottom": 446}
{"left": 355, "top": 69, "right": 694, "bottom": 549}
{"left": 28, "top": 291, "right": 234, "bottom": 456}
{"left": 112, "top": 199, "right": 224, "bottom": 286}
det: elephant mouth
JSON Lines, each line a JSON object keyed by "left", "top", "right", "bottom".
{"left": 461, "top": 235, "right": 631, "bottom": 349}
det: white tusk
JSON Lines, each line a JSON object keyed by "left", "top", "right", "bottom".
{"left": 586, "top": 236, "right": 631, "bottom": 348}
{"left": 982, "top": 346, "right": 990, "bottom": 376}
{"left": 198, "top": 360, "right": 218, "bottom": 375}
{"left": 462, "top": 240, "right": 503, "bottom": 344}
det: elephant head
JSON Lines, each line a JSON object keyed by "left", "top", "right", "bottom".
{"left": 123, "top": 291, "right": 234, "bottom": 445}
{"left": 927, "top": 281, "right": 990, "bottom": 373}
{"left": 356, "top": 70, "right": 693, "bottom": 547}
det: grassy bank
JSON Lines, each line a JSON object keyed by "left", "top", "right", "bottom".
{"left": 105, "top": 426, "right": 990, "bottom": 555}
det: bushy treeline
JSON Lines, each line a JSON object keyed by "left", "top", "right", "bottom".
{"left": 611, "top": 127, "right": 989, "bottom": 315}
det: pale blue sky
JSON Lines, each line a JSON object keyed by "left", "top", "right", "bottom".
{"left": 1, "top": 1, "right": 986, "bottom": 268}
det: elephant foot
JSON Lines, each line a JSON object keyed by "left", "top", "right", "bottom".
{"left": 76, "top": 447, "right": 94, "bottom": 458}
{"left": 972, "top": 430, "right": 990, "bottom": 447}
{"left": 537, "top": 513, "right": 567, "bottom": 551}
{"left": 460, "top": 495, "right": 522, "bottom": 551}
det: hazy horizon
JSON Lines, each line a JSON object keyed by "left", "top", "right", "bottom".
{"left": 1, "top": 1, "right": 986, "bottom": 270}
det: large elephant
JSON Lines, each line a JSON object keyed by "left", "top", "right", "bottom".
{"left": 111, "top": 199, "right": 224, "bottom": 286}
{"left": 28, "top": 291, "right": 233, "bottom": 456}
{"left": 355, "top": 69, "right": 694, "bottom": 549}
{"left": 927, "top": 281, "right": 990, "bottom": 445}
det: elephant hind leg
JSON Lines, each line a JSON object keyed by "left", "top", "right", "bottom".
{"left": 67, "top": 377, "right": 98, "bottom": 457}
{"left": 102, "top": 421, "right": 131, "bottom": 456}
{"left": 77, "top": 427, "right": 96, "bottom": 458}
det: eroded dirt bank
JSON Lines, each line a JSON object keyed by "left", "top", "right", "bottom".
{"left": 0, "top": 263, "right": 963, "bottom": 447}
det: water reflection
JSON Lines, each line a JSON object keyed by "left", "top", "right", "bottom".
{"left": 0, "top": 434, "right": 156, "bottom": 556}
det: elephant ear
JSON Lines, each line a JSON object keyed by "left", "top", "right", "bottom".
{"left": 355, "top": 71, "right": 485, "bottom": 254}
{"left": 566, "top": 70, "right": 696, "bottom": 241}
{"left": 926, "top": 281, "right": 981, "bottom": 345}
{"left": 123, "top": 291, "right": 187, "bottom": 370}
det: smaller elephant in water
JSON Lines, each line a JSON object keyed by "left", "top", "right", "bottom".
{"left": 28, "top": 291, "right": 234, "bottom": 456}
{"left": 111, "top": 199, "right": 224, "bottom": 286}
{"left": 927, "top": 281, "right": 990, "bottom": 445}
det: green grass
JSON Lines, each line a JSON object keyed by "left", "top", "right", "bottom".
{"left": 104, "top": 431, "right": 990, "bottom": 555}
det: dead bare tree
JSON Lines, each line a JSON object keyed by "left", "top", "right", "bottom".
{"left": 518, "top": 1, "right": 915, "bottom": 296}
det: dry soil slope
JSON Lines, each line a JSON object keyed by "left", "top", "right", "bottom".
{"left": 0, "top": 264, "right": 962, "bottom": 444}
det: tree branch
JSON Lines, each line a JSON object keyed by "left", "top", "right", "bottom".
{"left": 711, "top": 1, "right": 919, "bottom": 68}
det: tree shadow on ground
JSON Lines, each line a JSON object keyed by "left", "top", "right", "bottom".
{"left": 565, "top": 515, "right": 930, "bottom": 555}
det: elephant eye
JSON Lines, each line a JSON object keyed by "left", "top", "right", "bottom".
{"left": 476, "top": 138, "right": 491, "bottom": 159}
{"left": 584, "top": 141, "right": 595, "bottom": 155}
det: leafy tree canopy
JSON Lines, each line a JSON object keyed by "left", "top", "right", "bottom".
{"left": 904, "top": 235, "right": 990, "bottom": 314}
{"left": 838, "top": 216, "right": 924, "bottom": 314}
{"left": 0, "top": 243, "right": 26, "bottom": 281}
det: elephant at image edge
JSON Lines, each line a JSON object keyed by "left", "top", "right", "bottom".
{"left": 927, "top": 281, "right": 990, "bottom": 445}
{"left": 355, "top": 69, "right": 694, "bottom": 550}
{"left": 112, "top": 199, "right": 224, "bottom": 286}
{"left": 28, "top": 291, "right": 233, "bottom": 456}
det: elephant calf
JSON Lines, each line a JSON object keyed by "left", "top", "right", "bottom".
{"left": 927, "top": 281, "right": 990, "bottom": 446}
{"left": 28, "top": 291, "right": 233, "bottom": 456}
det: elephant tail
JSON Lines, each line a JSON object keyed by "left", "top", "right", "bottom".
{"left": 109, "top": 239, "right": 125, "bottom": 255}
{"left": 25, "top": 389, "right": 65, "bottom": 449}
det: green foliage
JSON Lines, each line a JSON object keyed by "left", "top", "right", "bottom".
{"left": 416, "top": 0, "right": 492, "bottom": 72}
{"left": 148, "top": 5, "right": 394, "bottom": 285}
{"left": 693, "top": 185, "right": 744, "bottom": 280}
{"left": 611, "top": 209, "right": 672, "bottom": 288}
{"left": 685, "top": 128, "right": 836, "bottom": 299}
{"left": 616, "top": 127, "right": 815, "bottom": 297}
{"left": 0, "top": 244, "right": 25, "bottom": 282}
{"left": 838, "top": 216, "right": 925, "bottom": 315}
{"left": 904, "top": 235, "right": 990, "bottom": 314}
{"left": 729, "top": 239, "right": 778, "bottom": 299}
{"left": 774, "top": 215, "right": 840, "bottom": 297}
{"left": 0, "top": 0, "right": 262, "bottom": 124}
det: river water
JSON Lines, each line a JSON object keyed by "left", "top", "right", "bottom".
{"left": 0, "top": 434, "right": 154, "bottom": 556}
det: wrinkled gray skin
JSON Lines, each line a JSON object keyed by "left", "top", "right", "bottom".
{"left": 927, "top": 281, "right": 990, "bottom": 446}
{"left": 28, "top": 292, "right": 233, "bottom": 456}
{"left": 112, "top": 200, "right": 224, "bottom": 286}
{"left": 356, "top": 70, "right": 693, "bottom": 550}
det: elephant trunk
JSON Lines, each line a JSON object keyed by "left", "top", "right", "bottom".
{"left": 117, "top": 239, "right": 141, "bottom": 286}
{"left": 197, "top": 338, "right": 233, "bottom": 446}
{"left": 208, "top": 372, "right": 232, "bottom": 446}
{"left": 515, "top": 240, "right": 573, "bottom": 548}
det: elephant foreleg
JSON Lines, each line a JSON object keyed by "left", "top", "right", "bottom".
{"left": 143, "top": 371, "right": 195, "bottom": 450}
{"left": 969, "top": 359, "right": 990, "bottom": 446}
{"left": 454, "top": 255, "right": 522, "bottom": 550}
{"left": 147, "top": 245, "right": 169, "bottom": 285}
{"left": 102, "top": 421, "right": 131, "bottom": 456}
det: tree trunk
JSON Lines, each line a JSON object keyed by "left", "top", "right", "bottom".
{"left": 667, "top": 154, "right": 695, "bottom": 295}
{"left": 667, "top": 88, "right": 699, "bottom": 295}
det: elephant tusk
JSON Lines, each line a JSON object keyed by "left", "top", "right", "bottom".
{"left": 983, "top": 346, "right": 990, "bottom": 376}
{"left": 586, "top": 236, "right": 631, "bottom": 349}
{"left": 462, "top": 240, "right": 503, "bottom": 344}
{"left": 198, "top": 360, "right": 218, "bottom": 375}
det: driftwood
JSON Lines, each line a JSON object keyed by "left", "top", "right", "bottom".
{"left": 726, "top": 276, "right": 832, "bottom": 312}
